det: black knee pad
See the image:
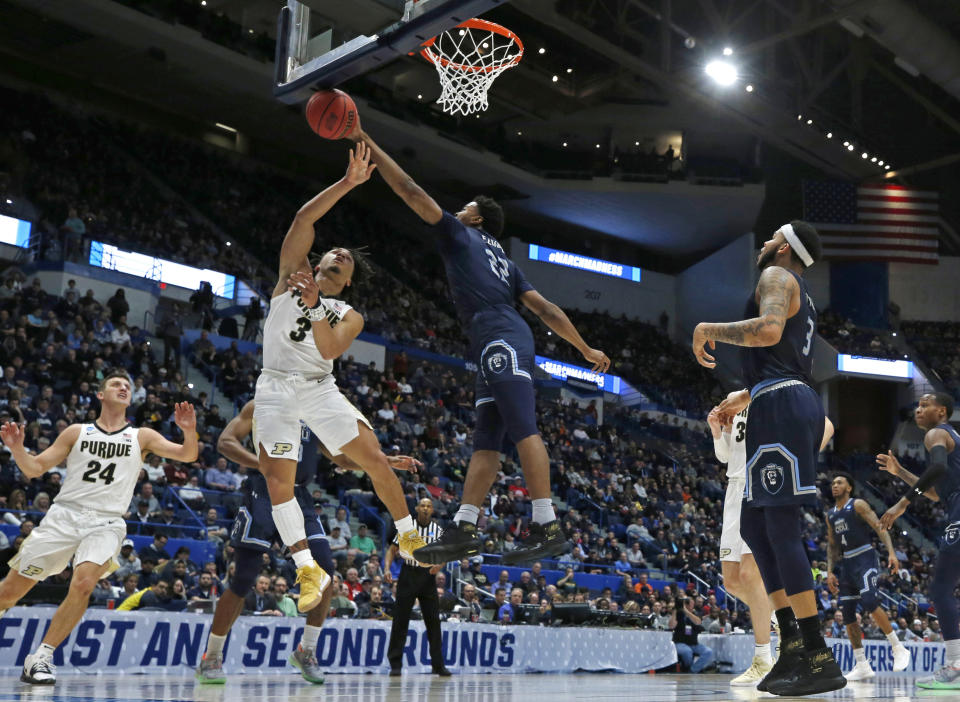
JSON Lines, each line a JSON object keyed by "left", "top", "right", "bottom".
{"left": 229, "top": 547, "right": 263, "bottom": 597}
{"left": 841, "top": 599, "right": 858, "bottom": 625}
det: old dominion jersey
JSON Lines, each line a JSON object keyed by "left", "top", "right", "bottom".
{"left": 934, "top": 423, "right": 960, "bottom": 554}
{"left": 432, "top": 212, "right": 534, "bottom": 334}
{"left": 57, "top": 423, "right": 143, "bottom": 516}
{"left": 742, "top": 269, "right": 824, "bottom": 506}
{"left": 827, "top": 500, "right": 874, "bottom": 557}
{"left": 741, "top": 269, "right": 817, "bottom": 389}
{"left": 262, "top": 290, "right": 352, "bottom": 376}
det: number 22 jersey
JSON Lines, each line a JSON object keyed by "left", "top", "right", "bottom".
{"left": 262, "top": 291, "right": 352, "bottom": 376}
{"left": 56, "top": 423, "right": 143, "bottom": 516}
{"left": 432, "top": 211, "right": 534, "bottom": 342}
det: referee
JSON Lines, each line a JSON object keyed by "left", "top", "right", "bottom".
{"left": 385, "top": 498, "right": 452, "bottom": 676}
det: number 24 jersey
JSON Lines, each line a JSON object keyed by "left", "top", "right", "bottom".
{"left": 56, "top": 423, "right": 144, "bottom": 516}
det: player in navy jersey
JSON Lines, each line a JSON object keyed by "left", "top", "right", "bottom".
{"left": 878, "top": 392, "right": 960, "bottom": 690}
{"left": 824, "top": 472, "right": 909, "bottom": 680}
{"left": 353, "top": 128, "right": 609, "bottom": 565}
{"left": 196, "top": 400, "right": 421, "bottom": 684}
{"left": 692, "top": 221, "right": 846, "bottom": 696}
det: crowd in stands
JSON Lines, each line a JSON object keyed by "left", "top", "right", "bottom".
{"left": 817, "top": 309, "right": 902, "bottom": 360}
{"left": 902, "top": 320, "right": 960, "bottom": 401}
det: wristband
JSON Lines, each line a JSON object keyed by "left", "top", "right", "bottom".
{"left": 305, "top": 302, "right": 329, "bottom": 322}
{"left": 906, "top": 486, "right": 924, "bottom": 503}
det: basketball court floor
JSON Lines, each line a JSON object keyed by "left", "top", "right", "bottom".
{"left": 0, "top": 673, "right": 952, "bottom": 702}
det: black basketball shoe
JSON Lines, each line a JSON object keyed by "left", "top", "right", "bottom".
{"left": 767, "top": 646, "right": 846, "bottom": 697}
{"left": 412, "top": 521, "right": 482, "bottom": 565}
{"left": 501, "top": 520, "right": 569, "bottom": 565}
{"left": 757, "top": 635, "right": 803, "bottom": 692}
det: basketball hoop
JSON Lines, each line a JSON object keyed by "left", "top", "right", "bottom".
{"left": 421, "top": 18, "right": 523, "bottom": 116}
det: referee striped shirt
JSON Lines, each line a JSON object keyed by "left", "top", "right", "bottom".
{"left": 393, "top": 519, "right": 443, "bottom": 566}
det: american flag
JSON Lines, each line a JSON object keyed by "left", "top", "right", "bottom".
{"left": 802, "top": 180, "right": 940, "bottom": 265}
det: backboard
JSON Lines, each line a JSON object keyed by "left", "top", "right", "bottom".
{"left": 273, "top": 0, "right": 511, "bottom": 104}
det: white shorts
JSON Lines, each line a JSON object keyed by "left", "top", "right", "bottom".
{"left": 720, "top": 478, "right": 752, "bottom": 563}
{"left": 254, "top": 371, "right": 372, "bottom": 457}
{"left": 9, "top": 503, "right": 126, "bottom": 581}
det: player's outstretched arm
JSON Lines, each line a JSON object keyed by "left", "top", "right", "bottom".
{"left": 823, "top": 517, "right": 839, "bottom": 594}
{"left": 880, "top": 428, "right": 952, "bottom": 529}
{"left": 217, "top": 401, "right": 258, "bottom": 469}
{"left": 692, "top": 266, "right": 798, "bottom": 368}
{"left": 351, "top": 129, "right": 443, "bottom": 225}
{"left": 0, "top": 422, "right": 80, "bottom": 479}
{"left": 853, "top": 498, "right": 899, "bottom": 573}
{"left": 139, "top": 403, "right": 199, "bottom": 464}
{"left": 277, "top": 143, "right": 376, "bottom": 283}
{"left": 519, "top": 289, "right": 610, "bottom": 372}
{"left": 876, "top": 449, "right": 940, "bottom": 500}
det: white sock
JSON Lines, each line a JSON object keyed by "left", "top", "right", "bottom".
{"left": 755, "top": 643, "right": 772, "bottom": 664}
{"left": 394, "top": 515, "right": 414, "bottom": 535}
{"left": 454, "top": 504, "right": 480, "bottom": 526}
{"left": 946, "top": 638, "right": 960, "bottom": 666}
{"left": 272, "top": 499, "right": 307, "bottom": 547}
{"left": 854, "top": 647, "right": 866, "bottom": 664}
{"left": 34, "top": 643, "right": 55, "bottom": 660}
{"left": 301, "top": 624, "right": 322, "bottom": 652}
{"left": 206, "top": 633, "right": 226, "bottom": 657}
{"left": 886, "top": 631, "right": 901, "bottom": 648}
{"left": 531, "top": 498, "right": 555, "bottom": 524}
{"left": 292, "top": 549, "right": 314, "bottom": 569}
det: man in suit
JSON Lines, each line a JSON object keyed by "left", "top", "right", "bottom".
{"left": 244, "top": 575, "right": 283, "bottom": 616}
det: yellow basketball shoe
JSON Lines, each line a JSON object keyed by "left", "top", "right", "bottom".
{"left": 398, "top": 530, "right": 430, "bottom": 566}
{"left": 295, "top": 561, "right": 332, "bottom": 613}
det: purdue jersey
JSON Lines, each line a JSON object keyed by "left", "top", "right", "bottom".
{"left": 724, "top": 406, "right": 749, "bottom": 480}
{"left": 57, "top": 423, "right": 143, "bottom": 516}
{"left": 262, "top": 291, "right": 352, "bottom": 375}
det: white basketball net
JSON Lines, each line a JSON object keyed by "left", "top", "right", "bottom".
{"left": 422, "top": 21, "right": 523, "bottom": 116}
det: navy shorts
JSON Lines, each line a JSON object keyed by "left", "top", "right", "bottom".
{"left": 743, "top": 380, "right": 824, "bottom": 507}
{"left": 470, "top": 307, "right": 539, "bottom": 450}
{"left": 230, "top": 471, "right": 335, "bottom": 575}
{"left": 837, "top": 547, "right": 881, "bottom": 609}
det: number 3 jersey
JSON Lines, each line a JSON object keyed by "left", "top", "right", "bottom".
{"left": 262, "top": 290, "right": 352, "bottom": 376}
{"left": 721, "top": 406, "right": 749, "bottom": 480}
{"left": 57, "top": 423, "right": 143, "bottom": 516}
{"left": 740, "top": 268, "right": 817, "bottom": 388}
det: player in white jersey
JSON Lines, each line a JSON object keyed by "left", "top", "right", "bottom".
{"left": 256, "top": 142, "right": 426, "bottom": 613}
{"left": 0, "top": 369, "right": 197, "bottom": 684}
{"left": 710, "top": 391, "right": 835, "bottom": 686}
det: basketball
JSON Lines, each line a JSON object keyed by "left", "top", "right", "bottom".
{"left": 305, "top": 89, "right": 359, "bottom": 140}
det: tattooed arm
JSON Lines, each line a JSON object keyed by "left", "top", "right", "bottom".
{"left": 692, "top": 266, "right": 799, "bottom": 368}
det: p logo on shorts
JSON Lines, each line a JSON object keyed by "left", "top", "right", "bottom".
{"left": 272, "top": 442, "right": 294, "bottom": 456}
{"left": 20, "top": 565, "right": 43, "bottom": 577}
{"left": 761, "top": 464, "right": 784, "bottom": 495}
{"left": 945, "top": 521, "right": 960, "bottom": 546}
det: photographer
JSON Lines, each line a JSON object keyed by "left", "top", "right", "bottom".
{"left": 669, "top": 596, "right": 715, "bottom": 673}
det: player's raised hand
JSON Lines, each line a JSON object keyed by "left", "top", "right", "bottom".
{"left": 387, "top": 455, "right": 423, "bottom": 473}
{"left": 287, "top": 270, "right": 321, "bottom": 308}
{"left": 706, "top": 407, "right": 723, "bottom": 438}
{"left": 880, "top": 499, "right": 907, "bottom": 531}
{"left": 173, "top": 402, "right": 196, "bottom": 432}
{"left": 716, "top": 389, "right": 750, "bottom": 421}
{"left": 692, "top": 323, "right": 716, "bottom": 368}
{"left": 344, "top": 141, "right": 377, "bottom": 186}
{"left": 0, "top": 421, "right": 24, "bottom": 451}
{"left": 876, "top": 450, "right": 902, "bottom": 475}
{"left": 582, "top": 347, "right": 610, "bottom": 373}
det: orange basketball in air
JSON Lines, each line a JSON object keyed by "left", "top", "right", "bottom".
{"left": 305, "top": 89, "right": 359, "bottom": 140}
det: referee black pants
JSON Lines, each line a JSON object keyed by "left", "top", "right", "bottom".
{"left": 387, "top": 564, "right": 443, "bottom": 671}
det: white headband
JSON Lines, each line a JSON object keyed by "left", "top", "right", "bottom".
{"left": 780, "top": 223, "right": 813, "bottom": 267}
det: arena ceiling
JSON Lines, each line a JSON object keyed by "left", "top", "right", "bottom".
{"left": 2, "top": 0, "right": 960, "bottom": 266}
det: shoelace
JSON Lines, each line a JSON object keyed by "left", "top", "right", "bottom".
{"left": 32, "top": 658, "right": 55, "bottom": 676}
